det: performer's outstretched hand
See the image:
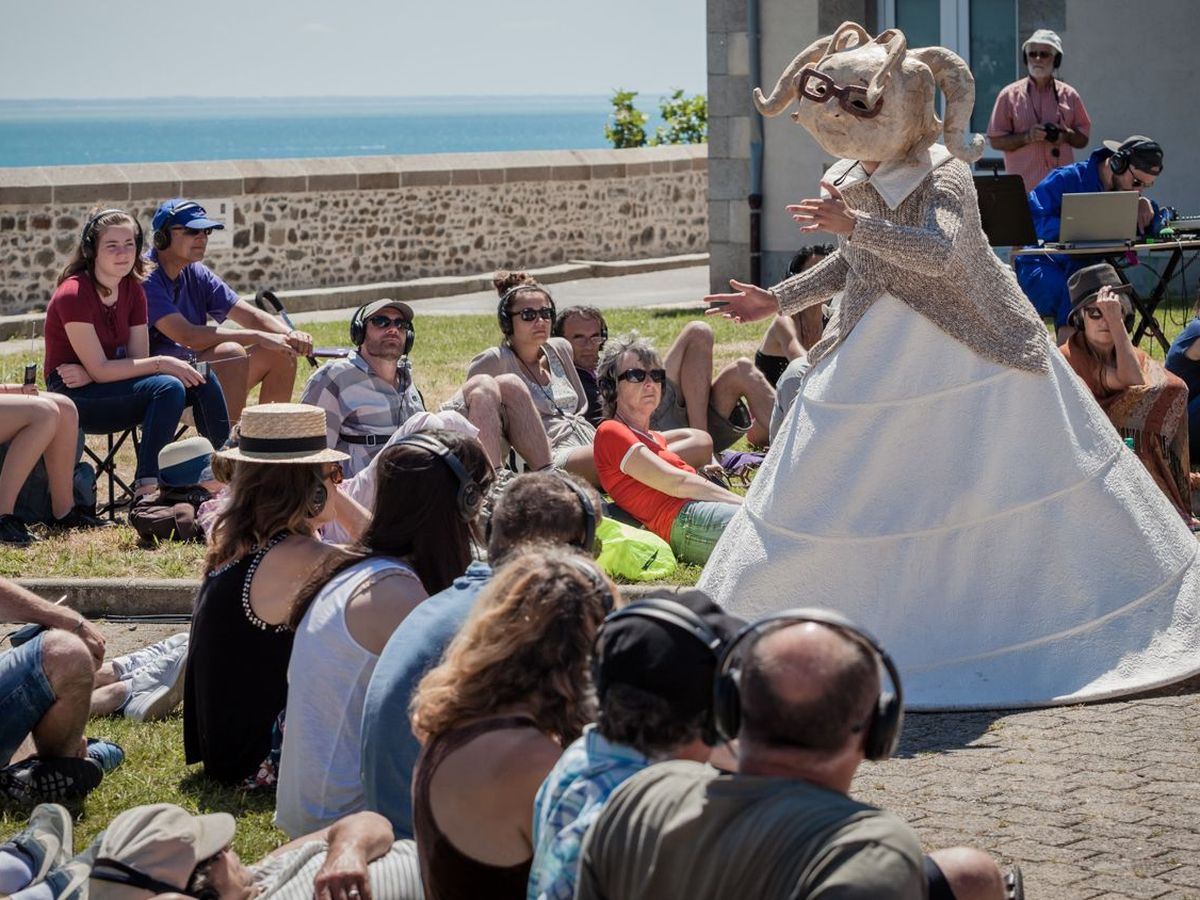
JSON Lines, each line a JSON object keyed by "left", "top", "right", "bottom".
{"left": 787, "top": 181, "right": 858, "bottom": 236}
{"left": 705, "top": 280, "right": 779, "bottom": 324}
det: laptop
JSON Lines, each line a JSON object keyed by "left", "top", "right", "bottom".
{"left": 1057, "top": 192, "right": 1139, "bottom": 247}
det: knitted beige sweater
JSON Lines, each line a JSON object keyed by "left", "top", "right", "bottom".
{"left": 773, "top": 154, "right": 1051, "bottom": 373}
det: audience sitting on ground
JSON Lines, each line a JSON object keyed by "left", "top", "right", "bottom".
{"left": 0, "top": 578, "right": 122, "bottom": 805}
{"left": 43, "top": 208, "right": 230, "bottom": 501}
{"left": 275, "top": 431, "right": 493, "bottom": 838}
{"left": 143, "top": 198, "right": 314, "bottom": 423}
{"left": 1059, "top": 265, "right": 1197, "bottom": 527}
{"left": 89, "top": 632, "right": 189, "bottom": 724}
{"left": 1164, "top": 288, "right": 1200, "bottom": 466}
{"left": 409, "top": 547, "right": 615, "bottom": 900}
{"left": 0, "top": 802, "right": 422, "bottom": 900}
{"left": 0, "top": 386, "right": 106, "bottom": 546}
{"left": 754, "top": 244, "right": 834, "bottom": 388}
{"left": 577, "top": 610, "right": 1018, "bottom": 900}
{"left": 552, "top": 304, "right": 608, "bottom": 427}
{"left": 361, "top": 469, "right": 604, "bottom": 838}
{"left": 183, "top": 403, "right": 369, "bottom": 785}
{"left": 594, "top": 332, "right": 743, "bottom": 565}
{"left": 302, "top": 299, "right": 552, "bottom": 478}
{"left": 528, "top": 590, "right": 745, "bottom": 900}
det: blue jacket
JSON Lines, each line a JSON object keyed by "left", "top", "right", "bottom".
{"left": 1028, "top": 148, "right": 1109, "bottom": 243}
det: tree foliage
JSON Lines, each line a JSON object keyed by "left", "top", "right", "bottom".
{"left": 605, "top": 88, "right": 707, "bottom": 149}
{"left": 604, "top": 89, "right": 648, "bottom": 149}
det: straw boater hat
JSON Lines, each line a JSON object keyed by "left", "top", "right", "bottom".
{"left": 216, "top": 403, "right": 348, "bottom": 464}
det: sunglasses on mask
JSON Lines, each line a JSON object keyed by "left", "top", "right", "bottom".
{"left": 617, "top": 368, "right": 667, "bottom": 385}
{"left": 515, "top": 307, "right": 554, "bottom": 322}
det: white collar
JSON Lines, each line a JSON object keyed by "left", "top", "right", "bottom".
{"left": 823, "top": 144, "right": 954, "bottom": 210}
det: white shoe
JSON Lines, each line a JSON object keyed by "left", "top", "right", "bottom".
{"left": 111, "top": 632, "right": 188, "bottom": 680}
{"left": 0, "top": 802, "right": 73, "bottom": 886}
{"left": 122, "top": 644, "right": 188, "bottom": 722}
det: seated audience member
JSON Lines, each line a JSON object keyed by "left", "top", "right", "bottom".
{"left": 302, "top": 299, "right": 552, "bottom": 477}
{"left": 577, "top": 611, "right": 1017, "bottom": 900}
{"left": 410, "top": 547, "right": 614, "bottom": 900}
{"left": 1164, "top": 290, "right": 1200, "bottom": 465}
{"left": 44, "top": 208, "right": 230, "bottom": 499}
{"left": 184, "top": 403, "right": 368, "bottom": 785}
{"left": 986, "top": 29, "right": 1091, "bottom": 192}
{"left": 275, "top": 431, "right": 492, "bottom": 838}
{"left": 0, "top": 578, "right": 121, "bottom": 805}
{"left": 89, "top": 632, "right": 190, "bottom": 723}
{"left": 594, "top": 333, "right": 743, "bottom": 566}
{"left": 1060, "top": 265, "right": 1196, "bottom": 526}
{"left": 361, "top": 470, "right": 604, "bottom": 838}
{"left": 552, "top": 305, "right": 608, "bottom": 427}
{"left": 529, "top": 590, "right": 745, "bottom": 900}
{"left": 1015, "top": 135, "right": 1163, "bottom": 340}
{"left": 143, "top": 198, "right": 313, "bottom": 422}
{"left": 0, "top": 387, "right": 104, "bottom": 546}
{"left": 1, "top": 802, "right": 421, "bottom": 900}
{"left": 753, "top": 244, "right": 834, "bottom": 387}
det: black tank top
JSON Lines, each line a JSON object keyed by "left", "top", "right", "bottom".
{"left": 412, "top": 715, "right": 539, "bottom": 900}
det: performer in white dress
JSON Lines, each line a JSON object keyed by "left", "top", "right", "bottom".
{"left": 699, "top": 21, "right": 1200, "bottom": 709}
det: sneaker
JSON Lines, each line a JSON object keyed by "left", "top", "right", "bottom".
{"left": 0, "top": 758, "right": 102, "bottom": 804}
{"left": 0, "top": 513, "right": 34, "bottom": 546}
{"left": 84, "top": 739, "right": 124, "bottom": 776}
{"left": 122, "top": 644, "right": 188, "bottom": 722}
{"left": 51, "top": 506, "right": 115, "bottom": 531}
{"left": 41, "top": 856, "right": 92, "bottom": 900}
{"left": 0, "top": 802, "right": 73, "bottom": 886}
{"left": 111, "top": 632, "right": 189, "bottom": 680}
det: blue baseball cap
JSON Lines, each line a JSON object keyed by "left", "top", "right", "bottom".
{"left": 152, "top": 198, "right": 225, "bottom": 233}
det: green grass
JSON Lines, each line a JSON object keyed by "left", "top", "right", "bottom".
{"left": 0, "top": 307, "right": 768, "bottom": 582}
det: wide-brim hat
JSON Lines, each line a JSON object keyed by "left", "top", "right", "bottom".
{"left": 216, "top": 402, "right": 348, "bottom": 464}
{"left": 1067, "top": 263, "right": 1134, "bottom": 318}
{"left": 91, "top": 803, "right": 234, "bottom": 900}
{"left": 360, "top": 298, "right": 415, "bottom": 321}
{"left": 1022, "top": 29, "right": 1062, "bottom": 57}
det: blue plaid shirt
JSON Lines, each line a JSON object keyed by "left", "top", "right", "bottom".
{"left": 528, "top": 726, "right": 650, "bottom": 900}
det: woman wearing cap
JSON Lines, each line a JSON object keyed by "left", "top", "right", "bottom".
{"left": 183, "top": 403, "right": 368, "bottom": 785}
{"left": 43, "top": 207, "right": 231, "bottom": 498}
{"left": 274, "top": 429, "right": 493, "bottom": 839}
{"left": 593, "top": 333, "right": 742, "bottom": 566}
{"left": 1060, "top": 265, "right": 1196, "bottom": 525}
{"left": 410, "top": 546, "right": 613, "bottom": 900}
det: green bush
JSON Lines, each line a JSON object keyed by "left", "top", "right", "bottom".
{"left": 652, "top": 89, "right": 708, "bottom": 146}
{"left": 604, "top": 89, "right": 648, "bottom": 149}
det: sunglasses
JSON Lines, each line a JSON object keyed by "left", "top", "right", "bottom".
{"left": 367, "top": 315, "right": 410, "bottom": 330}
{"left": 515, "top": 307, "right": 554, "bottom": 323}
{"left": 1026, "top": 49, "right": 1055, "bottom": 59}
{"left": 323, "top": 463, "right": 345, "bottom": 484}
{"left": 172, "top": 226, "right": 214, "bottom": 237}
{"left": 1130, "top": 175, "right": 1155, "bottom": 189}
{"left": 797, "top": 67, "right": 883, "bottom": 118}
{"left": 617, "top": 368, "right": 667, "bottom": 385}
{"left": 1082, "top": 306, "right": 1108, "bottom": 320}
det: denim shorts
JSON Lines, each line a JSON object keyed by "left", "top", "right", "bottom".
{"left": 668, "top": 500, "right": 737, "bottom": 566}
{"left": 0, "top": 632, "right": 56, "bottom": 764}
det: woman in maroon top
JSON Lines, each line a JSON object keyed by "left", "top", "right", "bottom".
{"left": 409, "top": 547, "right": 613, "bottom": 900}
{"left": 43, "top": 208, "right": 229, "bottom": 496}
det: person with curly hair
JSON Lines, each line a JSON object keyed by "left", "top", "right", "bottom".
{"left": 409, "top": 547, "right": 614, "bottom": 900}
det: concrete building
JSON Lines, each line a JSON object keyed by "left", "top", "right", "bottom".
{"left": 707, "top": 0, "right": 1200, "bottom": 291}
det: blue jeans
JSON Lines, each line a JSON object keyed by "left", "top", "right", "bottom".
{"left": 0, "top": 633, "right": 56, "bottom": 764}
{"left": 668, "top": 500, "right": 737, "bottom": 566}
{"left": 49, "top": 372, "right": 230, "bottom": 483}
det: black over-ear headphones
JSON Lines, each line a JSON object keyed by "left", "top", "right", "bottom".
{"left": 1108, "top": 138, "right": 1162, "bottom": 176}
{"left": 81, "top": 209, "right": 144, "bottom": 261}
{"left": 554, "top": 471, "right": 597, "bottom": 551}
{"left": 349, "top": 302, "right": 415, "bottom": 355}
{"left": 151, "top": 200, "right": 203, "bottom": 251}
{"left": 91, "top": 858, "right": 215, "bottom": 900}
{"left": 396, "top": 433, "right": 483, "bottom": 522}
{"left": 593, "top": 596, "right": 726, "bottom": 745}
{"left": 566, "top": 554, "right": 615, "bottom": 614}
{"left": 497, "top": 284, "right": 556, "bottom": 336}
{"left": 712, "top": 607, "right": 904, "bottom": 760}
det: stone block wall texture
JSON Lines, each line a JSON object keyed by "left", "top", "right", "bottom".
{"left": 0, "top": 146, "right": 707, "bottom": 315}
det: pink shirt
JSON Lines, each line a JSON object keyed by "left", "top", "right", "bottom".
{"left": 987, "top": 77, "right": 1091, "bottom": 192}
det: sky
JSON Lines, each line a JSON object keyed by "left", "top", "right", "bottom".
{"left": 0, "top": 0, "right": 707, "bottom": 100}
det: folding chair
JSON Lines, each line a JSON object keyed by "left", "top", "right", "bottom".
{"left": 83, "top": 415, "right": 192, "bottom": 519}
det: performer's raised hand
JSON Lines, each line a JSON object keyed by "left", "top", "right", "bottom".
{"left": 705, "top": 280, "right": 779, "bottom": 324}
{"left": 787, "top": 181, "right": 859, "bottom": 236}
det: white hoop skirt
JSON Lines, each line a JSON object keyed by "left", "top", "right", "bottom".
{"left": 699, "top": 293, "right": 1200, "bottom": 710}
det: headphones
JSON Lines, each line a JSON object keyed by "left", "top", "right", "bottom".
{"left": 555, "top": 471, "right": 597, "bottom": 551}
{"left": 81, "top": 209, "right": 144, "bottom": 261}
{"left": 497, "top": 284, "right": 556, "bottom": 336}
{"left": 566, "top": 554, "right": 615, "bottom": 614}
{"left": 593, "top": 596, "right": 726, "bottom": 746}
{"left": 1109, "top": 138, "right": 1162, "bottom": 176}
{"left": 91, "top": 858, "right": 216, "bottom": 900}
{"left": 712, "top": 607, "right": 904, "bottom": 761}
{"left": 396, "top": 433, "right": 483, "bottom": 522}
{"left": 151, "top": 200, "right": 204, "bottom": 251}
{"left": 350, "top": 302, "right": 415, "bottom": 355}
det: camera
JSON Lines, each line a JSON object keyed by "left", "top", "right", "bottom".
{"left": 1043, "top": 123, "right": 1060, "bottom": 142}
{"left": 23, "top": 363, "right": 37, "bottom": 386}
{"left": 192, "top": 360, "right": 210, "bottom": 379}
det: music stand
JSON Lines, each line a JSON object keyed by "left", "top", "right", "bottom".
{"left": 974, "top": 174, "right": 1037, "bottom": 247}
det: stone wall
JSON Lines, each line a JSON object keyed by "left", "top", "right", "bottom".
{"left": 0, "top": 146, "right": 708, "bottom": 315}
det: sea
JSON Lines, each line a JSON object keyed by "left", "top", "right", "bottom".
{"left": 0, "top": 95, "right": 668, "bottom": 168}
